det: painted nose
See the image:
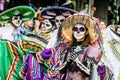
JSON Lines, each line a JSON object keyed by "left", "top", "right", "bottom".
{"left": 77, "top": 31, "right": 80, "bottom": 33}
{"left": 18, "top": 20, "right": 20, "bottom": 22}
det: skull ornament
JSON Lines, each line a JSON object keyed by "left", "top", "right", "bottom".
{"left": 11, "top": 15, "right": 22, "bottom": 27}
{"left": 41, "top": 19, "right": 52, "bottom": 33}
{"left": 73, "top": 24, "right": 86, "bottom": 41}
{"left": 55, "top": 15, "right": 65, "bottom": 28}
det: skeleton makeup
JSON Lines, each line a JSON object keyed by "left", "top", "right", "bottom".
{"left": 73, "top": 24, "right": 86, "bottom": 41}
{"left": 41, "top": 19, "right": 52, "bottom": 33}
{"left": 55, "top": 15, "right": 65, "bottom": 28}
{"left": 11, "top": 15, "right": 22, "bottom": 27}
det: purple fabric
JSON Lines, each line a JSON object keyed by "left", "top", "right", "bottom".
{"left": 20, "top": 54, "right": 45, "bottom": 80}
{"left": 97, "top": 66, "right": 106, "bottom": 80}
{"left": 42, "top": 48, "right": 52, "bottom": 60}
{"left": 85, "top": 45, "right": 102, "bottom": 64}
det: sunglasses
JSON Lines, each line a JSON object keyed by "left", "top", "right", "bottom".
{"left": 73, "top": 27, "right": 86, "bottom": 32}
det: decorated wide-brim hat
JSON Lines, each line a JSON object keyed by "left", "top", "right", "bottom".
{"left": 0, "top": 6, "right": 35, "bottom": 23}
{"left": 61, "top": 14, "right": 99, "bottom": 45}
{"left": 40, "top": 6, "right": 78, "bottom": 21}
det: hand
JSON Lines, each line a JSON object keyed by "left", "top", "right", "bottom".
{"left": 69, "top": 45, "right": 83, "bottom": 60}
{"left": 74, "top": 57, "right": 90, "bottom": 75}
{"left": 35, "top": 7, "right": 42, "bottom": 17}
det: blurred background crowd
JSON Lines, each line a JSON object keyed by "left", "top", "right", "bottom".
{"left": 1, "top": 0, "right": 120, "bottom": 26}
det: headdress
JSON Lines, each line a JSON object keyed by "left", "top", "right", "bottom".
{"left": 61, "top": 14, "right": 99, "bottom": 45}
{"left": 0, "top": 6, "right": 35, "bottom": 23}
{"left": 40, "top": 6, "right": 78, "bottom": 21}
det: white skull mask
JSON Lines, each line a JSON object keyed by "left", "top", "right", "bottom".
{"left": 73, "top": 24, "right": 86, "bottom": 41}
{"left": 11, "top": 15, "right": 22, "bottom": 27}
{"left": 55, "top": 15, "right": 65, "bottom": 28}
{"left": 41, "top": 19, "right": 52, "bottom": 33}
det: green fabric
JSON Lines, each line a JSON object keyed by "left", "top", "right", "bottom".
{"left": 0, "top": 40, "right": 12, "bottom": 80}
{"left": 0, "top": 6, "right": 35, "bottom": 23}
{"left": 0, "top": 33, "right": 48, "bottom": 79}
{"left": 12, "top": 46, "right": 24, "bottom": 80}
{"left": 0, "top": 40, "right": 24, "bottom": 80}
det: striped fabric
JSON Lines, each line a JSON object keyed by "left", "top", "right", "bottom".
{"left": 0, "top": 40, "right": 24, "bottom": 80}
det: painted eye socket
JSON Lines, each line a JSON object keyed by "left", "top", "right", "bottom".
{"left": 13, "top": 16, "right": 22, "bottom": 20}
{"left": 46, "top": 24, "right": 50, "bottom": 27}
{"left": 73, "top": 27, "right": 85, "bottom": 32}
{"left": 79, "top": 27, "right": 85, "bottom": 32}
{"left": 73, "top": 27, "right": 78, "bottom": 31}
{"left": 56, "top": 19, "right": 64, "bottom": 22}
{"left": 60, "top": 19, "right": 64, "bottom": 22}
{"left": 42, "top": 22, "right": 45, "bottom": 25}
{"left": 14, "top": 17, "right": 19, "bottom": 20}
{"left": 55, "top": 19, "right": 59, "bottom": 22}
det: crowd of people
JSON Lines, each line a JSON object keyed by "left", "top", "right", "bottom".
{"left": 0, "top": 0, "right": 120, "bottom": 80}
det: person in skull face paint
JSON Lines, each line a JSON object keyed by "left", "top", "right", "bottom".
{"left": 0, "top": 15, "right": 22, "bottom": 42}
{"left": 40, "top": 6, "right": 78, "bottom": 48}
{"left": 59, "top": 14, "right": 101, "bottom": 80}
{"left": 34, "top": 19, "right": 55, "bottom": 42}
{"left": 55, "top": 15, "right": 65, "bottom": 29}
{"left": 0, "top": 6, "right": 35, "bottom": 43}
{"left": 59, "top": 14, "right": 113, "bottom": 80}
{"left": 44, "top": 13, "right": 104, "bottom": 80}
{"left": 11, "top": 15, "right": 23, "bottom": 42}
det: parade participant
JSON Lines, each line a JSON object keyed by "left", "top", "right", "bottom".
{"left": 45, "top": 13, "right": 113, "bottom": 80}
{"left": 59, "top": 14, "right": 100, "bottom": 80}
{"left": 0, "top": 6, "right": 35, "bottom": 80}
{"left": 0, "top": 6, "right": 35, "bottom": 43}
{"left": 18, "top": 6, "right": 77, "bottom": 80}
{"left": 37, "top": 19, "right": 55, "bottom": 41}
{"left": 40, "top": 6, "right": 78, "bottom": 48}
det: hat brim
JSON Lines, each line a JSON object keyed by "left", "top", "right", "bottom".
{"left": 0, "top": 6, "right": 35, "bottom": 23}
{"left": 40, "top": 6, "right": 78, "bottom": 21}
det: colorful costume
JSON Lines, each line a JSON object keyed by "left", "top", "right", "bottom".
{"left": 101, "top": 25, "right": 120, "bottom": 80}
{"left": 19, "top": 48, "right": 52, "bottom": 80}
{"left": 0, "top": 6, "right": 36, "bottom": 80}
{"left": 46, "top": 14, "right": 113, "bottom": 80}
{"left": 40, "top": 6, "right": 78, "bottom": 48}
{"left": 0, "top": 6, "right": 35, "bottom": 42}
{"left": 0, "top": 40, "right": 24, "bottom": 80}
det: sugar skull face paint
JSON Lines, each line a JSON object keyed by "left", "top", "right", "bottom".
{"left": 73, "top": 24, "right": 86, "bottom": 41}
{"left": 41, "top": 19, "right": 52, "bottom": 33}
{"left": 11, "top": 15, "right": 22, "bottom": 27}
{"left": 55, "top": 15, "right": 65, "bottom": 28}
